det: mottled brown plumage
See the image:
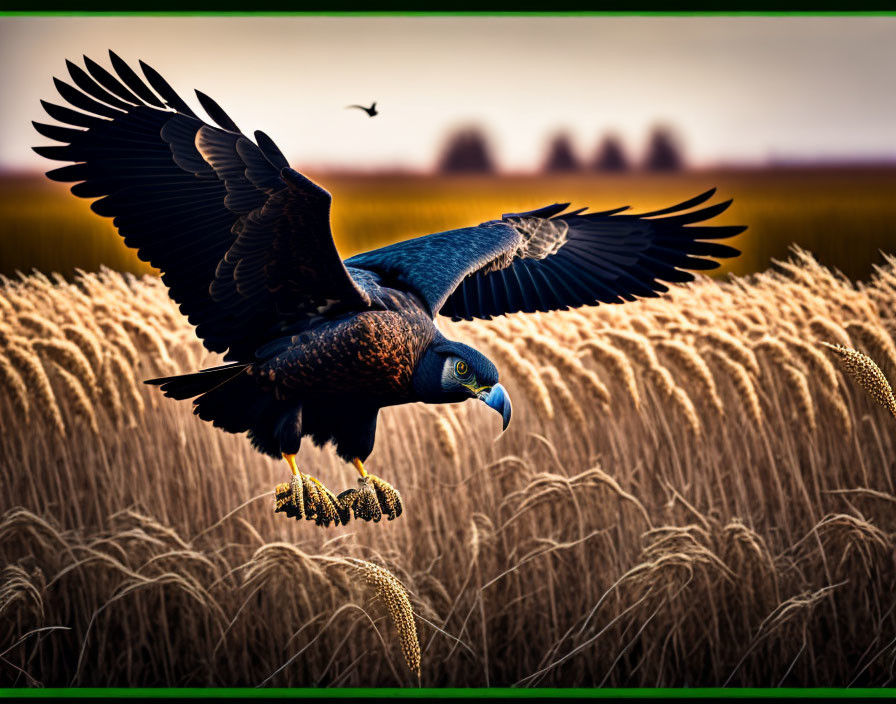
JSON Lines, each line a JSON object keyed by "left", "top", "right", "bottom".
{"left": 255, "top": 309, "right": 434, "bottom": 399}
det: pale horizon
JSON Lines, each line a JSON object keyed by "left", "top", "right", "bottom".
{"left": 1, "top": 16, "right": 894, "bottom": 173}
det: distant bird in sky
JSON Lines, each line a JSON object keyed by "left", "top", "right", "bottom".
{"left": 346, "top": 101, "right": 378, "bottom": 117}
{"left": 34, "top": 52, "right": 745, "bottom": 528}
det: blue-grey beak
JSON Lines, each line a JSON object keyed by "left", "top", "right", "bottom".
{"left": 480, "top": 383, "right": 512, "bottom": 432}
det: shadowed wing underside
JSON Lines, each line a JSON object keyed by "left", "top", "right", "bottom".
{"left": 34, "top": 52, "right": 369, "bottom": 361}
{"left": 346, "top": 189, "right": 746, "bottom": 320}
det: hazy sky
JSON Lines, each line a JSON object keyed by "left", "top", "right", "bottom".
{"left": 1, "top": 15, "right": 894, "bottom": 171}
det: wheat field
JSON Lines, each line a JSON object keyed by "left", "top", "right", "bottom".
{"left": 2, "top": 249, "right": 896, "bottom": 687}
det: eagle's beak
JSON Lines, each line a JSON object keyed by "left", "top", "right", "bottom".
{"left": 479, "top": 383, "right": 512, "bottom": 432}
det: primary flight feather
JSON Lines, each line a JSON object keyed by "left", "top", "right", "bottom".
{"left": 34, "top": 52, "right": 746, "bottom": 526}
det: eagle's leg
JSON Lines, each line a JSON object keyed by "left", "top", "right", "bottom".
{"left": 336, "top": 458, "right": 404, "bottom": 522}
{"left": 274, "top": 453, "right": 345, "bottom": 527}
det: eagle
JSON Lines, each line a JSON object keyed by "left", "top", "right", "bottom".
{"left": 34, "top": 52, "right": 745, "bottom": 527}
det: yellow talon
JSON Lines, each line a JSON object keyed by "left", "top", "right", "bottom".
{"left": 352, "top": 457, "right": 368, "bottom": 478}
{"left": 282, "top": 452, "right": 299, "bottom": 476}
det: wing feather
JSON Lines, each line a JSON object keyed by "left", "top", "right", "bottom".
{"left": 109, "top": 51, "right": 166, "bottom": 107}
{"left": 35, "top": 53, "right": 369, "bottom": 361}
{"left": 138, "top": 59, "right": 198, "bottom": 117}
{"left": 83, "top": 55, "right": 144, "bottom": 105}
{"left": 195, "top": 89, "right": 241, "bottom": 133}
{"left": 347, "top": 191, "right": 744, "bottom": 320}
{"left": 66, "top": 59, "right": 136, "bottom": 111}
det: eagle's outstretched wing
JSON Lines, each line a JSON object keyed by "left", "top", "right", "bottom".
{"left": 34, "top": 52, "right": 369, "bottom": 361}
{"left": 345, "top": 189, "right": 745, "bottom": 320}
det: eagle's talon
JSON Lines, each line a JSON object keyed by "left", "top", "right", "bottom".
{"left": 273, "top": 473, "right": 345, "bottom": 526}
{"left": 337, "top": 476, "right": 402, "bottom": 522}
{"left": 274, "top": 481, "right": 300, "bottom": 518}
{"left": 356, "top": 479, "right": 383, "bottom": 522}
{"left": 299, "top": 474, "right": 318, "bottom": 518}
{"left": 336, "top": 489, "right": 357, "bottom": 524}
{"left": 290, "top": 475, "right": 306, "bottom": 519}
{"left": 306, "top": 477, "right": 341, "bottom": 527}
{"left": 369, "top": 474, "right": 403, "bottom": 520}
{"left": 274, "top": 496, "right": 301, "bottom": 519}
{"left": 336, "top": 480, "right": 379, "bottom": 522}
{"left": 337, "top": 487, "right": 357, "bottom": 505}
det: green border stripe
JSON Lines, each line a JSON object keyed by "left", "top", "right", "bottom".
{"left": 1, "top": 10, "right": 896, "bottom": 15}
{"left": 2, "top": 689, "right": 896, "bottom": 698}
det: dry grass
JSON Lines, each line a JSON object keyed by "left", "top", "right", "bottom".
{"left": 2, "top": 249, "right": 896, "bottom": 686}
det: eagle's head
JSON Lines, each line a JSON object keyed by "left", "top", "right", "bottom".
{"left": 413, "top": 335, "right": 512, "bottom": 431}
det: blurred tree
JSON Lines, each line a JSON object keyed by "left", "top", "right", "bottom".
{"left": 436, "top": 127, "right": 496, "bottom": 173}
{"left": 542, "top": 132, "right": 582, "bottom": 172}
{"left": 592, "top": 134, "right": 630, "bottom": 172}
{"left": 643, "top": 126, "right": 685, "bottom": 171}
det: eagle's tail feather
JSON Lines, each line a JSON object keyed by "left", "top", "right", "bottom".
{"left": 145, "top": 363, "right": 249, "bottom": 400}
{"left": 147, "top": 363, "right": 293, "bottom": 458}
{"left": 148, "top": 363, "right": 280, "bottom": 442}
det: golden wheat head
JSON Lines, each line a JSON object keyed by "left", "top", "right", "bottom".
{"left": 354, "top": 559, "right": 421, "bottom": 677}
{"left": 821, "top": 342, "right": 896, "bottom": 420}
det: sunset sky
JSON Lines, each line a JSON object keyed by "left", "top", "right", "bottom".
{"left": 1, "top": 15, "right": 894, "bottom": 172}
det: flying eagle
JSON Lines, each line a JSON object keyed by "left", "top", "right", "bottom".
{"left": 34, "top": 53, "right": 745, "bottom": 527}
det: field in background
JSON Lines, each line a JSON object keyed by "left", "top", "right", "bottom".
{"left": 2, "top": 166, "right": 896, "bottom": 282}
{"left": 2, "top": 252, "right": 896, "bottom": 686}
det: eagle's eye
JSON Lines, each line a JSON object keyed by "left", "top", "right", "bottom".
{"left": 454, "top": 360, "right": 470, "bottom": 378}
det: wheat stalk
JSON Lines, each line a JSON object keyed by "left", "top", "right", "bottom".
{"left": 105, "top": 343, "right": 145, "bottom": 417}
{"left": 5, "top": 343, "right": 64, "bottom": 435}
{"left": 752, "top": 335, "right": 793, "bottom": 368}
{"left": 61, "top": 324, "right": 104, "bottom": 371}
{"left": 32, "top": 339, "right": 98, "bottom": 399}
{"left": 487, "top": 338, "right": 554, "bottom": 420}
{"left": 50, "top": 363, "right": 99, "bottom": 436}
{"left": 845, "top": 321, "right": 896, "bottom": 376}
{"left": 656, "top": 339, "right": 723, "bottom": 416}
{"left": 542, "top": 366, "right": 586, "bottom": 427}
{"left": 119, "top": 316, "right": 176, "bottom": 373}
{"left": 629, "top": 315, "right": 654, "bottom": 335}
{"left": 781, "top": 363, "right": 817, "bottom": 433}
{"left": 432, "top": 411, "right": 459, "bottom": 464}
{"left": 709, "top": 349, "right": 763, "bottom": 425}
{"left": 15, "top": 311, "right": 63, "bottom": 340}
{"left": 98, "top": 320, "right": 140, "bottom": 368}
{"left": 577, "top": 338, "right": 641, "bottom": 409}
{"left": 699, "top": 329, "right": 760, "bottom": 376}
{"left": 671, "top": 386, "right": 702, "bottom": 438}
{"left": 519, "top": 333, "right": 610, "bottom": 407}
{"left": 603, "top": 329, "right": 656, "bottom": 369}
{"left": 808, "top": 316, "right": 852, "bottom": 349}
{"left": 818, "top": 385, "right": 853, "bottom": 435}
{"left": 0, "top": 322, "right": 17, "bottom": 348}
{"left": 0, "top": 352, "right": 30, "bottom": 422}
{"left": 781, "top": 334, "right": 840, "bottom": 390}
